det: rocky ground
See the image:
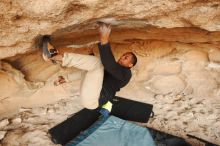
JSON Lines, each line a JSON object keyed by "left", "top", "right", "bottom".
{"left": 0, "top": 85, "right": 219, "bottom": 146}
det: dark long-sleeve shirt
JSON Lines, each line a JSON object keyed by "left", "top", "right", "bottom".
{"left": 98, "top": 43, "right": 131, "bottom": 105}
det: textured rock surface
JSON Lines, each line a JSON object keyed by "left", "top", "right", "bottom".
{"left": 1, "top": 0, "right": 220, "bottom": 59}
{"left": 1, "top": 41, "right": 219, "bottom": 145}
{"left": 0, "top": 131, "right": 6, "bottom": 141}
{"left": 0, "top": 89, "right": 219, "bottom": 146}
{"left": 209, "top": 48, "right": 220, "bottom": 63}
{"left": 1, "top": 0, "right": 220, "bottom": 145}
{"left": 148, "top": 75, "right": 186, "bottom": 95}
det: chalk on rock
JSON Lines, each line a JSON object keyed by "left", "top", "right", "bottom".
{"left": 97, "top": 18, "right": 120, "bottom": 25}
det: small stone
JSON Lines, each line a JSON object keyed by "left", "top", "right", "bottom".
{"left": 174, "top": 94, "right": 183, "bottom": 101}
{"left": 0, "top": 131, "right": 6, "bottom": 140}
{"left": 182, "top": 85, "right": 193, "bottom": 95}
{"left": 47, "top": 108, "right": 55, "bottom": 113}
{"left": 0, "top": 119, "right": 9, "bottom": 128}
{"left": 12, "top": 118, "right": 22, "bottom": 124}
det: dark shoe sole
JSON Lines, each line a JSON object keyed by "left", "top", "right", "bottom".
{"left": 42, "top": 35, "right": 58, "bottom": 61}
{"left": 42, "top": 35, "right": 52, "bottom": 58}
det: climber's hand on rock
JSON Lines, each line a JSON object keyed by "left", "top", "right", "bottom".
{"left": 98, "top": 23, "right": 111, "bottom": 45}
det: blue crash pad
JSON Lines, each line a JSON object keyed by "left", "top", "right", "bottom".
{"left": 66, "top": 115, "right": 155, "bottom": 146}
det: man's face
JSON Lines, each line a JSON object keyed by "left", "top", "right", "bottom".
{"left": 118, "top": 53, "right": 133, "bottom": 68}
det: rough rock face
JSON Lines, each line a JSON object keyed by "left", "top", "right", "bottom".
{"left": 1, "top": 0, "right": 220, "bottom": 59}
{"left": 1, "top": 40, "right": 220, "bottom": 146}
{"left": 0, "top": 0, "right": 220, "bottom": 146}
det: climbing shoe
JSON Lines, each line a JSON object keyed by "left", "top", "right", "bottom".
{"left": 42, "top": 35, "right": 58, "bottom": 61}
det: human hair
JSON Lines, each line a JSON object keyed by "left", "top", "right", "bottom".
{"left": 128, "top": 52, "right": 137, "bottom": 67}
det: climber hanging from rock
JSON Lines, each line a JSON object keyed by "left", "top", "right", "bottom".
{"left": 41, "top": 22, "right": 137, "bottom": 111}
{"left": 46, "top": 23, "right": 155, "bottom": 145}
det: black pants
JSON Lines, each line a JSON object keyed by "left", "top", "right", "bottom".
{"left": 49, "top": 96, "right": 153, "bottom": 145}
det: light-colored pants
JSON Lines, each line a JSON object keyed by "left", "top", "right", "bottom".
{"left": 62, "top": 53, "right": 104, "bottom": 109}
